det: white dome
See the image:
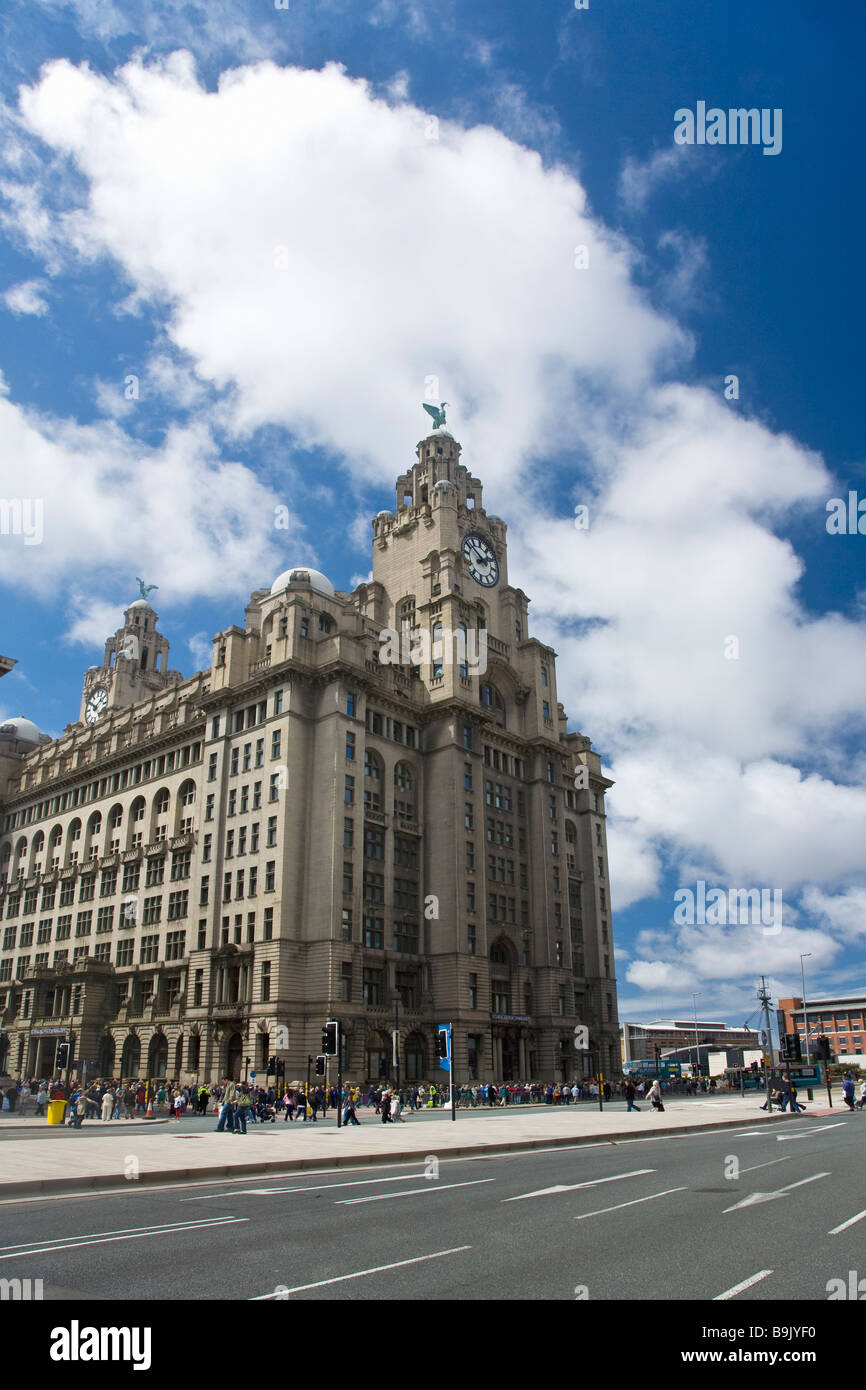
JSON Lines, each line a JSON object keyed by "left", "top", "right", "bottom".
{"left": 127, "top": 598, "right": 155, "bottom": 610}
{"left": 0, "top": 716, "right": 42, "bottom": 748}
{"left": 426, "top": 428, "right": 454, "bottom": 441}
{"left": 270, "top": 566, "right": 335, "bottom": 598}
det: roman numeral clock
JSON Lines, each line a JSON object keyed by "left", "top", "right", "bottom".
{"left": 461, "top": 531, "right": 499, "bottom": 587}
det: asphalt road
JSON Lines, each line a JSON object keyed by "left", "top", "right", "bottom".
{"left": 0, "top": 1114, "right": 863, "bottom": 1302}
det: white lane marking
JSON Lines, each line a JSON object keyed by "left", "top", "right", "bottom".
{"left": 0, "top": 1215, "right": 241, "bottom": 1251}
{"left": 503, "top": 1168, "right": 655, "bottom": 1202}
{"left": 777, "top": 1123, "right": 847, "bottom": 1142}
{"left": 337, "top": 1178, "right": 494, "bottom": 1205}
{"left": 723, "top": 1171, "right": 830, "bottom": 1212}
{"left": 185, "top": 1174, "right": 425, "bottom": 1200}
{"left": 0, "top": 1217, "right": 247, "bottom": 1260}
{"left": 829, "top": 1208, "right": 866, "bottom": 1235}
{"left": 574, "top": 1187, "right": 687, "bottom": 1220}
{"left": 714, "top": 1270, "right": 774, "bottom": 1301}
{"left": 740, "top": 1156, "right": 793, "bottom": 1175}
{"left": 251, "top": 1245, "right": 472, "bottom": 1297}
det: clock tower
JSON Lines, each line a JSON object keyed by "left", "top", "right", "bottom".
{"left": 79, "top": 595, "right": 181, "bottom": 726}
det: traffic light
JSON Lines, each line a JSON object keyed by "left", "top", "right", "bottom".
{"left": 267, "top": 1055, "right": 276, "bottom": 1075}
{"left": 437, "top": 1027, "right": 449, "bottom": 1060}
{"left": 56, "top": 1042, "right": 70, "bottom": 1070}
{"left": 322, "top": 1021, "right": 338, "bottom": 1055}
{"left": 782, "top": 1033, "right": 802, "bottom": 1062}
{"left": 314, "top": 1055, "right": 326, "bottom": 1076}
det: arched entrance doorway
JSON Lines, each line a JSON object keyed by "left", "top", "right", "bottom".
{"left": 120, "top": 1034, "right": 141, "bottom": 1080}
{"left": 98, "top": 1034, "right": 116, "bottom": 1078}
{"left": 501, "top": 1029, "right": 519, "bottom": 1081}
{"left": 148, "top": 1033, "right": 168, "bottom": 1079}
{"left": 365, "top": 1031, "right": 389, "bottom": 1082}
{"left": 403, "top": 1032, "right": 427, "bottom": 1081}
{"left": 226, "top": 1032, "right": 244, "bottom": 1082}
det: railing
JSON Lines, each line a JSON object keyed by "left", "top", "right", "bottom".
{"left": 487, "top": 636, "right": 510, "bottom": 658}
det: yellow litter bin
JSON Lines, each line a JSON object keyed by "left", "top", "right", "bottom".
{"left": 46, "top": 1099, "right": 67, "bottom": 1125}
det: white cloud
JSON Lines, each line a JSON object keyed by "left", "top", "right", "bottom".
{"left": 3, "top": 278, "right": 49, "bottom": 316}
{"left": 5, "top": 54, "right": 865, "bottom": 1003}
{"left": 618, "top": 144, "right": 710, "bottom": 212}
{"left": 187, "top": 630, "right": 213, "bottom": 673}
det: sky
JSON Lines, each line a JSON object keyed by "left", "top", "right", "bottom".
{"left": 0, "top": 0, "right": 863, "bottom": 1036}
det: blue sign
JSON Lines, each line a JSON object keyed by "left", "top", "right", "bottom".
{"left": 437, "top": 1023, "right": 451, "bottom": 1072}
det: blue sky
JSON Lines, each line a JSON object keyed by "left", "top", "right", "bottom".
{"left": 1, "top": 0, "right": 864, "bottom": 1033}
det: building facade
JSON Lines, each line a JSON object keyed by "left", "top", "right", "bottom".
{"left": 621, "top": 1019, "right": 759, "bottom": 1068}
{"left": 777, "top": 993, "right": 866, "bottom": 1067}
{"left": 0, "top": 424, "right": 619, "bottom": 1085}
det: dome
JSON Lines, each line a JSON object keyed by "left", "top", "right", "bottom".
{"left": 127, "top": 598, "right": 155, "bottom": 610}
{"left": 0, "top": 716, "right": 42, "bottom": 748}
{"left": 270, "top": 566, "right": 335, "bottom": 599}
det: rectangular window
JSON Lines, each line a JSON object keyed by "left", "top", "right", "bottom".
{"left": 115, "top": 939, "right": 133, "bottom": 967}
{"left": 346, "top": 732, "right": 356, "bottom": 761}
{"left": 469, "top": 973, "right": 478, "bottom": 1009}
{"left": 56, "top": 914, "right": 72, "bottom": 941}
{"left": 255, "top": 738, "right": 264, "bottom": 768}
{"left": 238, "top": 826, "right": 247, "bottom": 856}
{"left": 463, "top": 725, "right": 472, "bottom": 750}
{"left": 271, "top": 730, "right": 281, "bottom": 760}
{"left": 248, "top": 866, "right": 257, "bottom": 897}
{"left": 228, "top": 790, "right": 237, "bottom": 817}
{"left": 78, "top": 876, "right": 95, "bottom": 903}
{"left": 365, "top": 827, "right": 385, "bottom": 860}
{"left": 261, "top": 960, "right": 271, "bottom": 1002}
{"left": 464, "top": 762, "right": 473, "bottom": 790}
{"left": 465, "top": 803, "right": 473, "bottom": 830}
{"left": 363, "top": 870, "right": 384, "bottom": 903}
{"left": 363, "top": 915, "right": 383, "bottom": 948}
{"left": 122, "top": 862, "right": 140, "bottom": 893}
{"left": 230, "top": 747, "right": 239, "bottom": 776}
{"left": 140, "top": 935, "right": 159, "bottom": 964}
{"left": 393, "top": 918, "right": 418, "bottom": 954}
{"left": 340, "top": 961, "right": 352, "bottom": 1003}
{"left": 166, "top": 930, "right": 186, "bottom": 961}
{"left": 345, "top": 776, "right": 355, "bottom": 804}
{"left": 168, "top": 890, "right": 189, "bottom": 920}
{"left": 96, "top": 906, "right": 114, "bottom": 934}
{"left": 269, "top": 773, "right": 280, "bottom": 802}
{"left": 343, "top": 817, "right": 354, "bottom": 848}
{"left": 362, "top": 967, "right": 383, "bottom": 1005}
{"left": 143, "top": 896, "right": 162, "bottom": 925}
{"left": 208, "top": 752, "right": 218, "bottom": 781}
{"left": 346, "top": 692, "right": 356, "bottom": 717}
{"left": 211, "top": 716, "right": 221, "bottom": 739}
{"left": 466, "top": 882, "right": 475, "bottom": 912}
{"left": 75, "top": 911, "right": 92, "bottom": 937}
{"left": 273, "top": 689, "right": 283, "bottom": 716}
{"left": 202, "top": 833, "right": 212, "bottom": 863}
{"left": 263, "top": 906, "right": 274, "bottom": 941}
{"left": 467, "top": 922, "right": 476, "bottom": 955}
{"left": 205, "top": 794, "right": 215, "bottom": 822}
{"left": 225, "top": 830, "right": 234, "bottom": 858}
{"left": 171, "top": 850, "right": 191, "bottom": 880}
{"left": 341, "top": 907, "right": 352, "bottom": 942}
{"left": 265, "top": 861, "right": 275, "bottom": 891}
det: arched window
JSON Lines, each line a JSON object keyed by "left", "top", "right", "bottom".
{"left": 431, "top": 621, "right": 443, "bottom": 678}
{"left": 1, "top": 842, "right": 13, "bottom": 884}
{"left": 152, "top": 789, "right": 170, "bottom": 842}
{"left": 14, "top": 837, "right": 27, "bottom": 879}
{"left": 565, "top": 821, "right": 576, "bottom": 844}
{"left": 47, "top": 825, "right": 63, "bottom": 869}
{"left": 364, "top": 750, "right": 384, "bottom": 813}
{"left": 29, "top": 830, "right": 45, "bottom": 874}
{"left": 107, "top": 805, "right": 124, "bottom": 852}
{"left": 394, "top": 762, "right": 415, "bottom": 821}
{"left": 84, "top": 812, "right": 102, "bottom": 860}
{"left": 176, "top": 780, "right": 196, "bottom": 834}
{"left": 66, "top": 818, "right": 82, "bottom": 866}
{"left": 128, "top": 797, "right": 146, "bottom": 849}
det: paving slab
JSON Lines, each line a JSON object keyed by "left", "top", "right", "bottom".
{"left": 0, "top": 1096, "right": 818, "bottom": 1197}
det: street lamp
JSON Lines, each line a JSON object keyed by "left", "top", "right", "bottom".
{"left": 692, "top": 993, "right": 701, "bottom": 1078}
{"left": 800, "top": 954, "right": 812, "bottom": 1063}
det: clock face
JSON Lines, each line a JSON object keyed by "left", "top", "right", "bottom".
{"left": 462, "top": 532, "right": 500, "bottom": 588}
{"left": 85, "top": 686, "right": 109, "bottom": 725}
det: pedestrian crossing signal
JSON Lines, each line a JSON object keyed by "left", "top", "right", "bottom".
{"left": 315, "top": 1055, "right": 326, "bottom": 1076}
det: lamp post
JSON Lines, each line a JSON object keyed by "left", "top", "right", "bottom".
{"left": 800, "top": 954, "right": 812, "bottom": 1063}
{"left": 692, "top": 993, "right": 701, "bottom": 1079}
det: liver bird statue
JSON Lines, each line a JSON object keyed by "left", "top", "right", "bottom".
{"left": 135, "top": 578, "right": 159, "bottom": 600}
{"left": 422, "top": 401, "right": 449, "bottom": 430}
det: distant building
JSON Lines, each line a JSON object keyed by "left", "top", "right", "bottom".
{"left": 621, "top": 1018, "right": 759, "bottom": 1068}
{"left": 778, "top": 992, "right": 866, "bottom": 1067}
{"left": 0, "top": 656, "right": 16, "bottom": 679}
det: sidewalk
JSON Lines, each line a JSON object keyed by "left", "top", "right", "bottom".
{"left": 0, "top": 1096, "right": 815, "bottom": 1197}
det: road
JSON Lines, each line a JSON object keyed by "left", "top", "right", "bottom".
{"left": 0, "top": 1113, "right": 862, "bottom": 1301}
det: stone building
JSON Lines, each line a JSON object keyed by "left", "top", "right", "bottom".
{"left": 0, "top": 424, "right": 619, "bottom": 1085}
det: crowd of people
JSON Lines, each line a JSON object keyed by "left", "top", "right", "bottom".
{"left": 3, "top": 1070, "right": 865, "bottom": 1124}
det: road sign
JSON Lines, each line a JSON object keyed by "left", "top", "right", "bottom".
{"left": 760, "top": 1030, "right": 768, "bottom": 1046}
{"left": 573, "top": 1024, "right": 589, "bottom": 1050}
{"left": 250, "top": 1071, "right": 256, "bottom": 1080}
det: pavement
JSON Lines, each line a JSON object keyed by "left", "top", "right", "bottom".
{"left": 0, "top": 1094, "right": 827, "bottom": 1196}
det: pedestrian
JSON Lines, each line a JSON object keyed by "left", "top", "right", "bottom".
{"left": 392, "top": 1091, "right": 406, "bottom": 1123}
{"left": 35, "top": 1083, "right": 48, "bottom": 1117}
{"left": 841, "top": 1074, "right": 856, "bottom": 1111}
{"left": 342, "top": 1093, "right": 360, "bottom": 1126}
{"left": 235, "top": 1087, "right": 251, "bottom": 1134}
{"left": 216, "top": 1078, "right": 237, "bottom": 1133}
{"left": 647, "top": 1079, "right": 665, "bottom": 1113}
{"left": 173, "top": 1091, "right": 184, "bottom": 1121}
{"left": 788, "top": 1081, "right": 804, "bottom": 1114}
{"left": 381, "top": 1091, "right": 392, "bottom": 1123}
{"left": 856, "top": 1080, "right": 866, "bottom": 1110}
{"left": 624, "top": 1079, "right": 641, "bottom": 1112}
{"left": 101, "top": 1088, "right": 114, "bottom": 1121}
